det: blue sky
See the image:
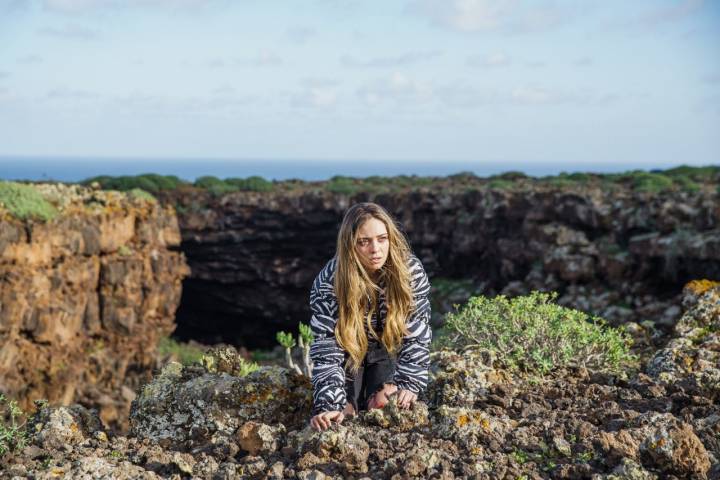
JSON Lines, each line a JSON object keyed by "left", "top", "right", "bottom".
{"left": 0, "top": 0, "right": 718, "bottom": 169}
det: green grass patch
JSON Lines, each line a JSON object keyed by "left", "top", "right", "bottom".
{"left": 0, "top": 181, "right": 58, "bottom": 221}
{"left": 157, "top": 337, "right": 205, "bottom": 366}
{"left": 433, "top": 291, "right": 636, "bottom": 376}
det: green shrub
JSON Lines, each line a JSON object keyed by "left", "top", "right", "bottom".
{"left": 0, "top": 181, "right": 58, "bottom": 221}
{"left": 157, "top": 337, "right": 205, "bottom": 366}
{"left": 325, "top": 176, "right": 359, "bottom": 195}
{"left": 486, "top": 179, "right": 513, "bottom": 190}
{"left": 542, "top": 177, "right": 575, "bottom": 188}
{"left": 627, "top": 171, "right": 674, "bottom": 193}
{"left": 564, "top": 172, "right": 592, "bottom": 182}
{"left": 82, "top": 174, "right": 186, "bottom": 192}
{"left": 194, "top": 176, "right": 239, "bottom": 196}
{"left": 664, "top": 165, "right": 720, "bottom": 182}
{"left": 670, "top": 175, "right": 700, "bottom": 193}
{"left": 0, "top": 393, "right": 27, "bottom": 456}
{"left": 128, "top": 188, "right": 157, "bottom": 202}
{"left": 225, "top": 176, "right": 273, "bottom": 192}
{"left": 433, "top": 291, "right": 635, "bottom": 376}
{"left": 496, "top": 171, "right": 528, "bottom": 181}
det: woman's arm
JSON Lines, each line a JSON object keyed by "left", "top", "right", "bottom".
{"left": 309, "top": 274, "right": 348, "bottom": 416}
{"left": 391, "top": 255, "right": 432, "bottom": 394}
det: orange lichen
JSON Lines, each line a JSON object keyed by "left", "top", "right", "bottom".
{"left": 685, "top": 279, "right": 720, "bottom": 295}
{"left": 456, "top": 414, "right": 470, "bottom": 427}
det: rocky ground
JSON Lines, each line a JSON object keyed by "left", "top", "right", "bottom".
{"left": 2, "top": 282, "right": 718, "bottom": 480}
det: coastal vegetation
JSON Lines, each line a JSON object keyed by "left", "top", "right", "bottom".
{"left": 72, "top": 164, "right": 719, "bottom": 198}
{"left": 0, "top": 181, "right": 58, "bottom": 221}
{"left": 433, "top": 291, "right": 636, "bottom": 376}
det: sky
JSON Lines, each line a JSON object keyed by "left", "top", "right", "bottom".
{"left": 0, "top": 0, "right": 719, "bottom": 171}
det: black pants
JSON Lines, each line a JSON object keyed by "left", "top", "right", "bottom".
{"left": 345, "top": 342, "right": 396, "bottom": 412}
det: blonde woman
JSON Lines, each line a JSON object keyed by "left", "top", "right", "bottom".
{"left": 309, "top": 202, "right": 432, "bottom": 432}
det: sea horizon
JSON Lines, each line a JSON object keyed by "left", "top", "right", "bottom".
{"left": 0, "top": 155, "right": 715, "bottom": 183}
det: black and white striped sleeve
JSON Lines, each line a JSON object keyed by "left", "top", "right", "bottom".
{"left": 392, "top": 255, "right": 432, "bottom": 394}
{"left": 309, "top": 259, "right": 348, "bottom": 415}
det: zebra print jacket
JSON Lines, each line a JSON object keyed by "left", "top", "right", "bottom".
{"left": 309, "top": 254, "right": 432, "bottom": 415}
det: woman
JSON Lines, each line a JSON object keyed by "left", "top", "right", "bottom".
{"left": 309, "top": 202, "right": 432, "bottom": 432}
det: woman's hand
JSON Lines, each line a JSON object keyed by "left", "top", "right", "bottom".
{"left": 343, "top": 401, "right": 356, "bottom": 418}
{"left": 395, "top": 389, "right": 417, "bottom": 409}
{"left": 309, "top": 410, "right": 345, "bottom": 432}
{"left": 368, "top": 383, "right": 417, "bottom": 410}
{"left": 368, "top": 383, "right": 397, "bottom": 409}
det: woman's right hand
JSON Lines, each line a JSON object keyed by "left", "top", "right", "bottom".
{"left": 310, "top": 410, "right": 345, "bottom": 432}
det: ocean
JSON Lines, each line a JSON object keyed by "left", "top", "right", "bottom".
{"left": 0, "top": 156, "right": 690, "bottom": 183}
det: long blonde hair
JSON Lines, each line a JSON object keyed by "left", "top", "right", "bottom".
{"left": 333, "top": 202, "right": 414, "bottom": 375}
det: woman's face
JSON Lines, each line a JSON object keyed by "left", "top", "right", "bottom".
{"left": 355, "top": 217, "right": 389, "bottom": 273}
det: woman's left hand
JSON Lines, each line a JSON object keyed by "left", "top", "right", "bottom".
{"left": 395, "top": 389, "right": 417, "bottom": 409}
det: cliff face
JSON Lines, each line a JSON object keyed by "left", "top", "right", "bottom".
{"left": 0, "top": 184, "right": 189, "bottom": 429}
{"left": 168, "top": 185, "right": 719, "bottom": 347}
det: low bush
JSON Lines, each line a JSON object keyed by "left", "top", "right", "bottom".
{"left": 225, "top": 176, "right": 273, "bottom": 192}
{"left": 194, "top": 176, "right": 239, "bottom": 196}
{"left": 82, "top": 174, "right": 186, "bottom": 192}
{"left": 486, "top": 179, "right": 513, "bottom": 190}
{"left": 626, "top": 171, "right": 674, "bottom": 193}
{"left": 128, "top": 188, "right": 157, "bottom": 202}
{"left": 325, "top": 175, "right": 359, "bottom": 195}
{"left": 0, "top": 181, "right": 58, "bottom": 221}
{"left": 664, "top": 165, "right": 720, "bottom": 182}
{"left": 672, "top": 175, "right": 700, "bottom": 193}
{"left": 0, "top": 393, "right": 27, "bottom": 456}
{"left": 433, "top": 291, "right": 635, "bottom": 376}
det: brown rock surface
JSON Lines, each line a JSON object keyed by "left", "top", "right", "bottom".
{"left": 162, "top": 184, "right": 720, "bottom": 348}
{"left": 0, "top": 184, "right": 189, "bottom": 431}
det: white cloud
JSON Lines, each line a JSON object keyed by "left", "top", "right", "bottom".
{"left": 43, "top": 0, "right": 216, "bottom": 13}
{"left": 38, "top": 24, "right": 100, "bottom": 40}
{"left": 341, "top": 50, "right": 442, "bottom": 68}
{"left": 409, "top": 0, "right": 575, "bottom": 33}
{"left": 290, "top": 86, "right": 338, "bottom": 109}
{"left": 467, "top": 52, "right": 510, "bottom": 67}
{"left": 357, "top": 72, "right": 433, "bottom": 107}
{"left": 409, "top": 0, "right": 516, "bottom": 32}
{"left": 0, "top": 71, "right": 9, "bottom": 79}
{"left": 511, "top": 86, "right": 552, "bottom": 104}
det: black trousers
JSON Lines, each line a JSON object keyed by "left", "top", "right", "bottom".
{"left": 345, "top": 342, "right": 396, "bottom": 412}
